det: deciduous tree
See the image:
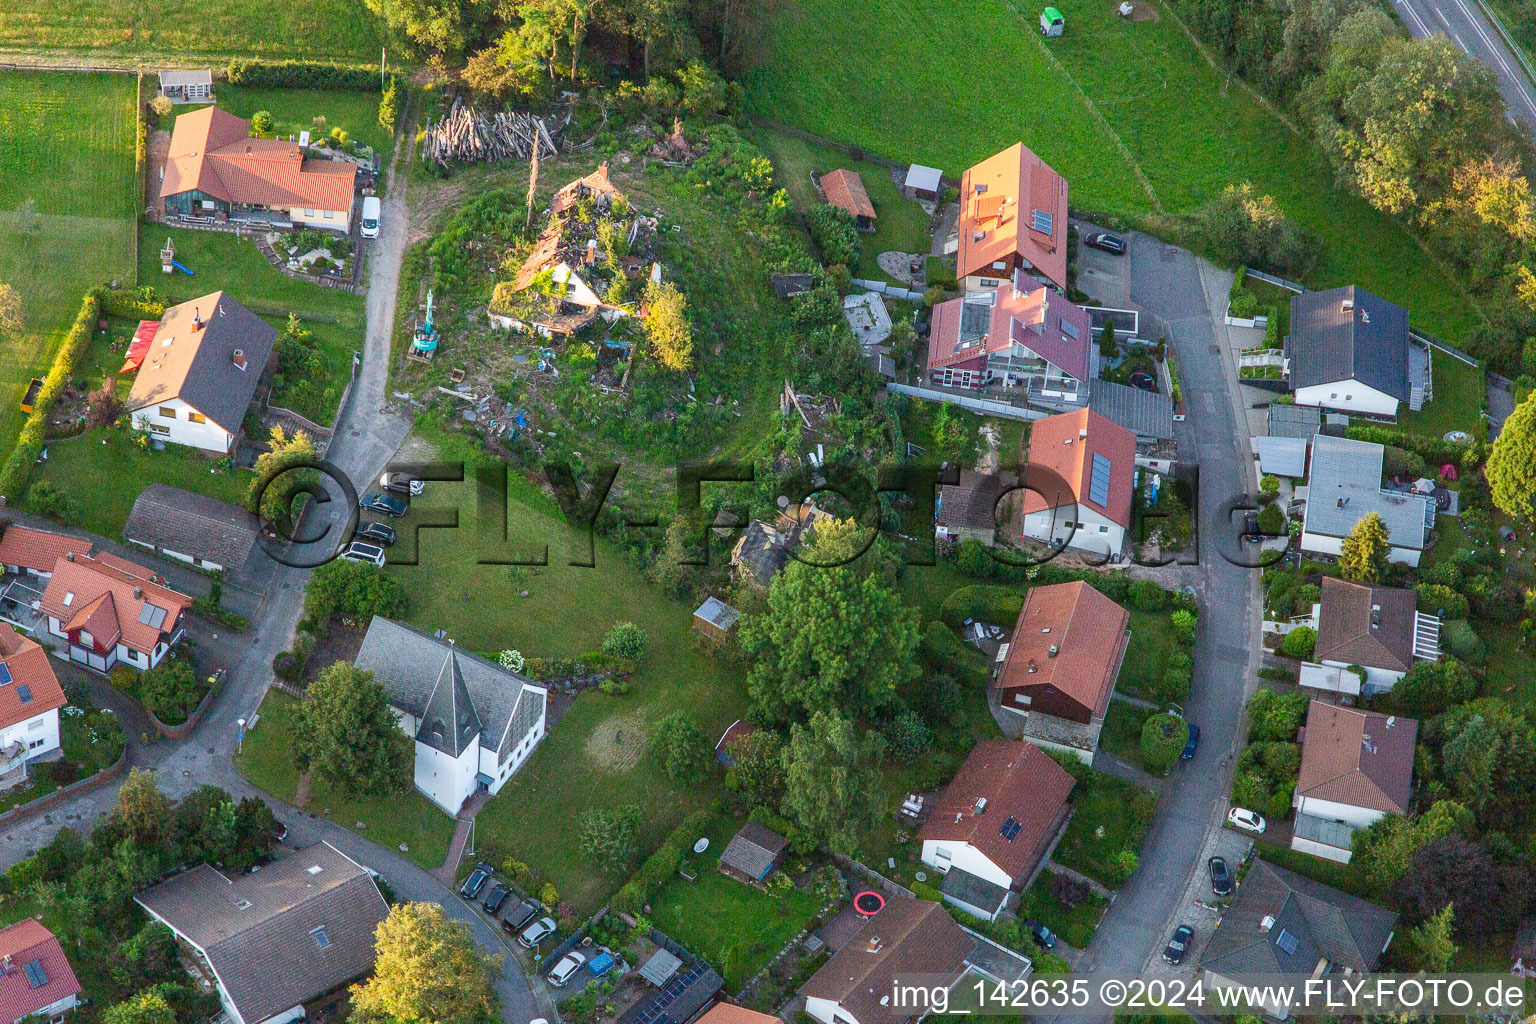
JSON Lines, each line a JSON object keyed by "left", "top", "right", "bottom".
{"left": 247, "top": 426, "right": 318, "bottom": 531}
{"left": 293, "top": 662, "right": 414, "bottom": 798}
{"left": 1352, "top": 800, "right": 1471, "bottom": 895}
{"left": 780, "top": 712, "right": 885, "bottom": 855}
{"left": 352, "top": 903, "right": 502, "bottom": 1024}
{"left": 648, "top": 712, "right": 708, "bottom": 783}
{"left": 1438, "top": 700, "right": 1536, "bottom": 816}
{"left": 642, "top": 280, "right": 692, "bottom": 371}
{"left": 114, "top": 768, "right": 173, "bottom": 850}
{"left": 1393, "top": 836, "right": 1531, "bottom": 938}
{"left": 725, "top": 730, "right": 785, "bottom": 809}
{"left": 103, "top": 991, "right": 176, "bottom": 1024}
{"left": 1488, "top": 390, "right": 1536, "bottom": 519}
{"left": 1339, "top": 511, "right": 1389, "bottom": 581}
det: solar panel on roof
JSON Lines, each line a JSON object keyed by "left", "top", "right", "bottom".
{"left": 0, "top": 664, "right": 13, "bottom": 686}
{"left": 22, "top": 960, "right": 46, "bottom": 988}
{"left": 1276, "top": 928, "right": 1299, "bottom": 955}
{"left": 999, "top": 816, "right": 1022, "bottom": 842}
{"left": 138, "top": 604, "right": 167, "bottom": 629}
{"left": 1031, "top": 209, "right": 1054, "bottom": 234}
{"left": 1088, "top": 453, "right": 1112, "bottom": 507}
{"left": 1061, "top": 319, "right": 1079, "bottom": 340}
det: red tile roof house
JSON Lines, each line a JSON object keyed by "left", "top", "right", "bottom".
{"left": 918, "top": 740, "right": 1076, "bottom": 920}
{"left": 39, "top": 553, "right": 191, "bottom": 673}
{"left": 1291, "top": 702, "right": 1417, "bottom": 864}
{"left": 0, "top": 920, "right": 82, "bottom": 1024}
{"left": 1018, "top": 408, "right": 1136, "bottom": 559}
{"left": 926, "top": 270, "right": 1092, "bottom": 404}
{"left": 955, "top": 142, "right": 1069, "bottom": 292}
{"left": 991, "top": 581, "right": 1131, "bottom": 762}
{"left": 0, "top": 625, "right": 69, "bottom": 792}
{"left": 161, "top": 107, "right": 357, "bottom": 232}
{"left": 818, "top": 169, "right": 877, "bottom": 231}
{"left": 0, "top": 528, "right": 91, "bottom": 580}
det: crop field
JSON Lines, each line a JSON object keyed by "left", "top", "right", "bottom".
{"left": 0, "top": 71, "right": 136, "bottom": 467}
{"left": 0, "top": 0, "right": 383, "bottom": 62}
{"left": 745, "top": 0, "right": 1481, "bottom": 343}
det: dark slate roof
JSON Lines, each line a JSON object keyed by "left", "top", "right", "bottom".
{"left": 122, "top": 483, "right": 259, "bottom": 571}
{"left": 939, "top": 866, "right": 1010, "bottom": 918}
{"left": 1288, "top": 286, "right": 1410, "bottom": 401}
{"left": 354, "top": 618, "right": 546, "bottom": 760}
{"left": 134, "top": 842, "right": 388, "bottom": 1024}
{"left": 938, "top": 470, "right": 1012, "bottom": 533}
{"left": 1267, "top": 403, "right": 1322, "bottom": 440}
{"left": 772, "top": 274, "right": 817, "bottom": 300}
{"left": 1088, "top": 380, "right": 1174, "bottom": 440}
{"left": 1200, "top": 861, "right": 1396, "bottom": 978}
{"left": 127, "top": 292, "right": 277, "bottom": 433}
{"left": 416, "top": 651, "right": 482, "bottom": 756}
{"left": 719, "top": 823, "right": 787, "bottom": 880}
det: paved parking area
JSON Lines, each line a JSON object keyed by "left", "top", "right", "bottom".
{"left": 1073, "top": 220, "right": 1131, "bottom": 307}
{"left": 1141, "top": 824, "right": 1253, "bottom": 977}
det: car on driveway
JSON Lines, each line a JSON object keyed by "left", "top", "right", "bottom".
{"left": 1086, "top": 232, "right": 1126, "bottom": 255}
{"left": 1209, "top": 856, "right": 1233, "bottom": 896}
{"left": 1163, "top": 925, "right": 1194, "bottom": 965}
{"left": 360, "top": 492, "right": 407, "bottom": 517}
{"left": 1182, "top": 723, "right": 1201, "bottom": 760}
{"left": 356, "top": 522, "right": 397, "bottom": 546}
{"left": 502, "top": 899, "right": 540, "bottom": 934}
{"left": 459, "top": 862, "right": 493, "bottom": 899}
{"left": 518, "top": 916, "right": 557, "bottom": 948}
{"left": 483, "top": 883, "right": 511, "bottom": 915}
{"left": 548, "top": 951, "right": 586, "bottom": 987}
{"left": 1228, "top": 807, "right": 1267, "bottom": 833}
{"left": 1023, "top": 920, "right": 1056, "bottom": 949}
{"left": 339, "top": 541, "right": 386, "bottom": 568}
{"left": 380, "top": 471, "right": 424, "bottom": 496}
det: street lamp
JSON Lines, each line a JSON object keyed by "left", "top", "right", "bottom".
{"left": 237, "top": 717, "right": 247, "bottom": 754}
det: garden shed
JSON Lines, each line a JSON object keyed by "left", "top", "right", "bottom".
{"left": 904, "top": 164, "right": 944, "bottom": 201}
{"left": 718, "top": 822, "right": 788, "bottom": 884}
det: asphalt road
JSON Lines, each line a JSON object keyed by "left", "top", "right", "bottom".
{"left": 1391, "top": 0, "right": 1536, "bottom": 131}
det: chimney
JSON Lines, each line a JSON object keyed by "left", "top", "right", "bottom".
{"left": 585, "top": 239, "right": 597, "bottom": 265}
{"left": 1260, "top": 915, "right": 1275, "bottom": 933}
{"left": 1336, "top": 497, "right": 1344, "bottom": 509}
{"left": 134, "top": 586, "right": 143, "bottom": 600}
{"left": 233, "top": 348, "right": 247, "bottom": 371}
{"left": 1048, "top": 643, "right": 1060, "bottom": 658}
{"left": 245, "top": 145, "right": 252, "bottom": 155}
{"left": 1341, "top": 297, "right": 1354, "bottom": 312}
{"left": 192, "top": 308, "right": 204, "bottom": 331}
{"left": 973, "top": 796, "right": 988, "bottom": 815}
{"left": 65, "top": 552, "right": 75, "bottom": 562}
{"left": 1027, "top": 658, "right": 1038, "bottom": 674}
{"left": 866, "top": 937, "right": 883, "bottom": 954}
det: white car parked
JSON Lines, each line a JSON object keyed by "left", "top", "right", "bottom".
{"left": 548, "top": 951, "right": 586, "bottom": 987}
{"left": 1228, "top": 807, "right": 1267, "bottom": 834}
{"left": 339, "top": 541, "right": 387, "bottom": 568}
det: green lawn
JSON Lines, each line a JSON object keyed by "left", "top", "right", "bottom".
{"left": 1052, "top": 771, "right": 1154, "bottom": 889}
{"left": 755, "top": 126, "right": 934, "bottom": 283}
{"left": 233, "top": 689, "right": 454, "bottom": 871}
{"left": 31, "top": 426, "right": 253, "bottom": 537}
{"left": 0, "top": 0, "right": 384, "bottom": 62}
{"left": 647, "top": 813, "right": 822, "bottom": 989}
{"left": 139, "top": 225, "right": 361, "bottom": 424}
{"left": 1018, "top": 871, "right": 1109, "bottom": 949}
{"left": 408, "top": 473, "right": 750, "bottom": 918}
{"left": 1116, "top": 609, "right": 1178, "bottom": 705}
{"left": 0, "top": 71, "right": 136, "bottom": 468}
{"left": 1397, "top": 354, "right": 1486, "bottom": 439}
{"left": 745, "top": 0, "right": 1481, "bottom": 343}
{"left": 1099, "top": 699, "right": 1151, "bottom": 768}
{"left": 215, "top": 84, "right": 392, "bottom": 157}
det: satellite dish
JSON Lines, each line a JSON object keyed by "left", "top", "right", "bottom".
{"left": 693, "top": 838, "right": 709, "bottom": 854}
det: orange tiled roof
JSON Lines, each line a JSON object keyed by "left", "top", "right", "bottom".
{"left": 0, "top": 624, "right": 67, "bottom": 732}
{"left": 995, "top": 581, "right": 1130, "bottom": 717}
{"left": 957, "top": 142, "right": 1068, "bottom": 289}
{"left": 0, "top": 527, "right": 90, "bottom": 575}
{"left": 162, "top": 106, "right": 356, "bottom": 214}
{"left": 39, "top": 554, "right": 191, "bottom": 656}
{"left": 820, "top": 169, "right": 876, "bottom": 220}
{"left": 1021, "top": 408, "right": 1135, "bottom": 529}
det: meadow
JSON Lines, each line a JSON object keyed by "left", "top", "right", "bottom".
{"left": 745, "top": 0, "right": 1482, "bottom": 343}
{"left": 0, "top": 0, "right": 383, "bottom": 62}
{"left": 0, "top": 71, "right": 136, "bottom": 467}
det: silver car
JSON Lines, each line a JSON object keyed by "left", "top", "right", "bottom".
{"left": 517, "top": 916, "right": 556, "bottom": 948}
{"left": 548, "top": 951, "right": 586, "bottom": 987}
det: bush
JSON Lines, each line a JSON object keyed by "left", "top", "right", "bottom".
{"left": 1382, "top": 445, "right": 1427, "bottom": 481}
{"left": 1247, "top": 688, "right": 1309, "bottom": 741}
{"left": 1440, "top": 619, "right": 1486, "bottom": 665}
{"left": 804, "top": 204, "right": 860, "bottom": 270}
{"left": 1416, "top": 584, "right": 1469, "bottom": 621}
{"left": 1257, "top": 502, "right": 1285, "bottom": 536}
{"left": 601, "top": 621, "right": 647, "bottom": 662}
{"left": 249, "top": 110, "right": 275, "bottom": 134}
{"left": 226, "top": 58, "right": 382, "bottom": 91}
{"left": 1127, "top": 579, "right": 1167, "bottom": 612}
{"left": 140, "top": 660, "right": 204, "bottom": 724}
{"left": 1281, "top": 626, "right": 1316, "bottom": 659}
{"left": 303, "top": 559, "right": 406, "bottom": 622}
{"left": 886, "top": 710, "right": 933, "bottom": 759}
{"left": 25, "top": 480, "right": 83, "bottom": 525}
{"left": 1259, "top": 474, "right": 1280, "bottom": 497}
{"left": 647, "top": 712, "right": 708, "bottom": 783}
{"left": 1141, "top": 713, "right": 1190, "bottom": 773}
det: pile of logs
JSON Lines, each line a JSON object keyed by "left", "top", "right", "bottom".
{"left": 421, "top": 99, "right": 558, "bottom": 165}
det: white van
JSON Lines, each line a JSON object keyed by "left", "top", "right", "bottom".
{"left": 361, "top": 196, "right": 381, "bottom": 238}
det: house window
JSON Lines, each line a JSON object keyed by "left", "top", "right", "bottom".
{"left": 1100, "top": 525, "right": 1109, "bottom": 533}
{"left": 310, "top": 925, "right": 331, "bottom": 948}
{"left": 200, "top": 200, "right": 217, "bottom": 211}
{"left": 28, "top": 718, "right": 43, "bottom": 732}
{"left": 187, "top": 412, "right": 206, "bottom": 424}
{"left": 79, "top": 630, "right": 93, "bottom": 648}
{"left": 305, "top": 209, "right": 316, "bottom": 217}
{"left": 992, "top": 260, "right": 1007, "bottom": 270}
{"left": 159, "top": 406, "right": 177, "bottom": 419}
{"left": 324, "top": 210, "right": 334, "bottom": 219}
{"left": 980, "top": 278, "right": 1000, "bottom": 288}
{"left": 26, "top": 739, "right": 42, "bottom": 751}
{"left": 150, "top": 424, "right": 170, "bottom": 435}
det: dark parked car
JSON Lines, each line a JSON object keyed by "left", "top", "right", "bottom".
{"left": 459, "top": 862, "right": 493, "bottom": 900}
{"left": 1209, "top": 856, "right": 1233, "bottom": 897}
{"left": 1242, "top": 511, "right": 1260, "bottom": 540}
{"left": 483, "top": 882, "right": 512, "bottom": 915}
{"left": 1086, "top": 232, "right": 1126, "bottom": 255}
{"left": 1182, "top": 723, "right": 1201, "bottom": 760}
{"left": 1023, "top": 919, "right": 1057, "bottom": 949}
{"left": 360, "top": 492, "right": 407, "bottom": 517}
{"left": 502, "top": 899, "right": 541, "bottom": 935}
{"left": 1163, "top": 925, "right": 1194, "bottom": 965}
{"left": 356, "top": 522, "right": 397, "bottom": 546}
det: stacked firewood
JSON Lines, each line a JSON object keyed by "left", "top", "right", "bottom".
{"left": 421, "top": 98, "right": 559, "bottom": 165}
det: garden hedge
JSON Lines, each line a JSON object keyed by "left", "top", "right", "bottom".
{"left": 226, "top": 59, "right": 382, "bottom": 92}
{"left": 0, "top": 292, "right": 100, "bottom": 502}
{"left": 611, "top": 809, "right": 711, "bottom": 915}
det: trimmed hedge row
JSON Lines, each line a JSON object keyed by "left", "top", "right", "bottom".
{"left": 611, "top": 809, "right": 711, "bottom": 915}
{"left": 1344, "top": 424, "right": 1476, "bottom": 467}
{"left": 0, "top": 293, "right": 101, "bottom": 502}
{"left": 101, "top": 289, "right": 165, "bottom": 321}
{"left": 226, "top": 59, "right": 382, "bottom": 92}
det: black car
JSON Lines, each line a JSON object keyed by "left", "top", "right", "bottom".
{"left": 356, "top": 522, "right": 397, "bottom": 546}
{"left": 1182, "top": 723, "right": 1201, "bottom": 760}
{"left": 1086, "top": 232, "right": 1126, "bottom": 255}
{"left": 1242, "top": 510, "right": 1260, "bottom": 540}
{"left": 483, "top": 882, "right": 512, "bottom": 915}
{"left": 1209, "top": 856, "right": 1233, "bottom": 897}
{"left": 502, "top": 899, "right": 541, "bottom": 935}
{"left": 1163, "top": 925, "right": 1194, "bottom": 965}
{"left": 1023, "top": 919, "right": 1057, "bottom": 949}
{"left": 459, "top": 862, "right": 493, "bottom": 900}
{"left": 360, "top": 492, "right": 407, "bottom": 517}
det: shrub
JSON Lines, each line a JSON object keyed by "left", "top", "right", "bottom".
{"left": 1170, "top": 608, "right": 1198, "bottom": 644}
{"left": 25, "top": 480, "right": 83, "bottom": 525}
{"left": 1281, "top": 626, "right": 1316, "bottom": 659}
{"left": 226, "top": 58, "right": 382, "bottom": 91}
{"left": 1382, "top": 445, "right": 1427, "bottom": 481}
{"left": 1441, "top": 619, "right": 1486, "bottom": 665}
{"left": 1257, "top": 502, "right": 1285, "bottom": 536}
{"left": 1050, "top": 871, "right": 1090, "bottom": 908}
{"left": 804, "top": 204, "right": 860, "bottom": 270}
{"left": 1127, "top": 579, "right": 1167, "bottom": 612}
{"left": 1141, "top": 713, "right": 1190, "bottom": 773}
{"left": 1247, "top": 688, "right": 1309, "bottom": 741}
{"left": 303, "top": 558, "right": 406, "bottom": 622}
{"left": 601, "top": 621, "right": 647, "bottom": 662}
{"left": 249, "top": 110, "right": 275, "bottom": 134}
{"left": 140, "top": 660, "right": 204, "bottom": 723}
{"left": 647, "top": 712, "right": 708, "bottom": 783}
{"left": 923, "top": 286, "right": 947, "bottom": 307}
{"left": 1416, "top": 584, "right": 1469, "bottom": 621}
{"left": 1259, "top": 474, "right": 1280, "bottom": 497}
{"left": 886, "top": 710, "right": 933, "bottom": 759}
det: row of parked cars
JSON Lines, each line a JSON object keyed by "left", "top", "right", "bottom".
{"left": 458, "top": 863, "right": 590, "bottom": 986}
{"left": 341, "top": 473, "right": 420, "bottom": 568}
{"left": 1161, "top": 856, "right": 1235, "bottom": 965}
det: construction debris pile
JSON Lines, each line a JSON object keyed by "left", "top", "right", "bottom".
{"left": 421, "top": 99, "right": 559, "bottom": 166}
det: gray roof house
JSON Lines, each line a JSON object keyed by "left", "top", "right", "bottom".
{"left": 1201, "top": 861, "right": 1396, "bottom": 1019}
{"left": 719, "top": 822, "right": 788, "bottom": 883}
{"left": 1287, "top": 286, "right": 1419, "bottom": 416}
{"left": 1300, "top": 435, "right": 1434, "bottom": 567}
{"left": 134, "top": 841, "right": 388, "bottom": 1024}
{"left": 122, "top": 483, "right": 260, "bottom": 574}
{"left": 354, "top": 617, "right": 548, "bottom": 815}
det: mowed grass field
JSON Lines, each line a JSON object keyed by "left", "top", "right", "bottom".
{"left": 0, "top": 71, "right": 136, "bottom": 468}
{"left": 745, "top": 0, "right": 1481, "bottom": 342}
{"left": 0, "top": 0, "right": 383, "bottom": 62}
